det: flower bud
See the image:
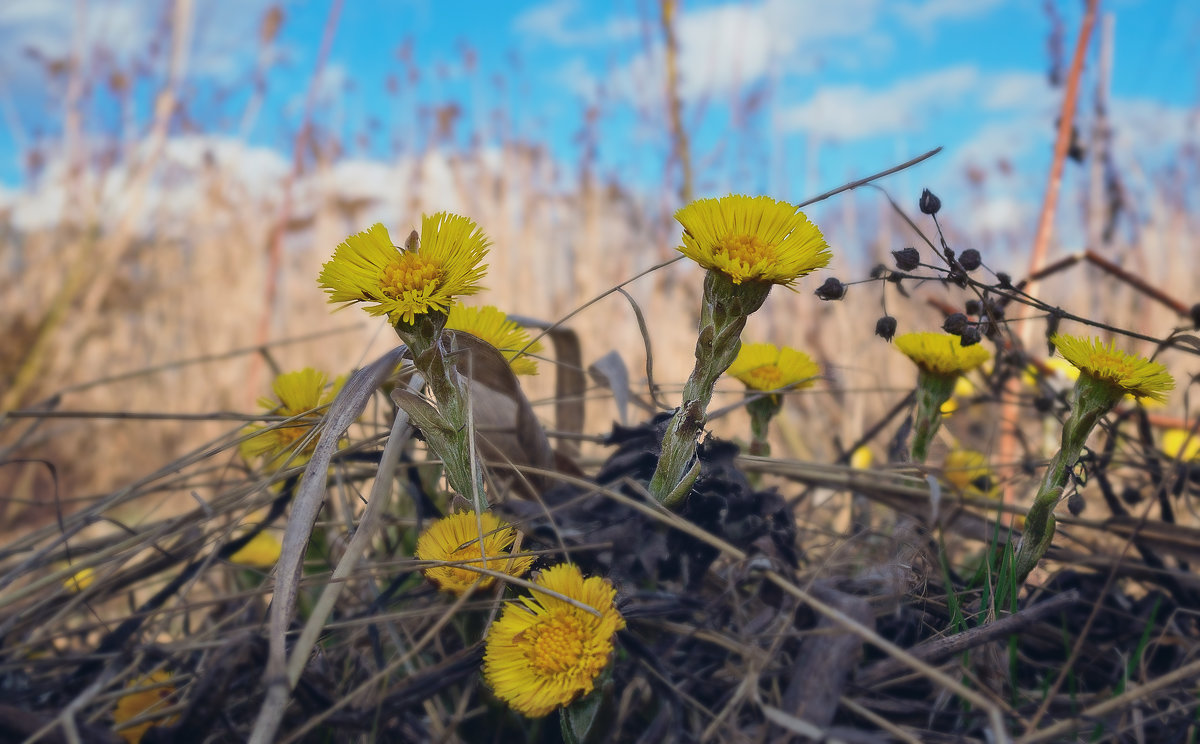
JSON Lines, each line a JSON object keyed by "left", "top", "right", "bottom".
{"left": 892, "top": 247, "right": 920, "bottom": 271}
{"left": 875, "top": 315, "right": 898, "bottom": 342}
{"left": 919, "top": 188, "right": 941, "bottom": 215}
{"left": 958, "top": 249, "right": 981, "bottom": 271}
{"left": 942, "top": 313, "right": 969, "bottom": 335}
{"left": 814, "top": 277, "right": 846, "bottom": 301}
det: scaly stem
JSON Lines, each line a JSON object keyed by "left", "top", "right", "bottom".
{"left": 397, "top": 312, "right": 489, "bottom": 508}
{"left": 649, "top": 272, "right": 770, "bottom": 505}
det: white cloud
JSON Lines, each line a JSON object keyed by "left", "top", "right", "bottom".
{"left": 777, "top": 66, "right": 980, "bottom": 140}
{"left": 611, "top": 0, "right": 888, "bottom": 104}
{"left": 895, "top": 0, "right": 1007, "bottom": 35}
{"left": 514, "top": 0, "right": 639, "bottom": 47}
{"left": 979, "top": 71, "right": 1057, "bottom": 112}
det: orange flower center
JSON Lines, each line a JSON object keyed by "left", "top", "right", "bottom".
{"left": 717, "top": 233, "right": 775, "bottom": 267}
{"left": 746, "top": 365, "right": 783, "bottom": 389}
{"left": 525, "top": 614, "right": 587, "bottom": 676}
{"left": 382, "top": 252, "right": 442, "bottom": 298}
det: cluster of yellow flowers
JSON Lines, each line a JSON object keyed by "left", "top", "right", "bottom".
{"left": 227, "top": 194, "right": 1180, "bottom": 726}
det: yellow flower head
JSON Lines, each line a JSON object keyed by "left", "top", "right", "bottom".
{"left": 726, "top": 343, "right": 820, "bottom": 392}
{"left": 675, "top": 195, "right": 831, "bottom": 287}
{"left": 849, "top": 445, "right": 873, "bottom": 470}
{"left": 1051, "top": 334, "right": 1174, "bottom": 404}
{"left": 229, "top": 531, "right": 282, "bottom": 568}
{"left": 112, "top": 670, "right": 176, "bottom": 743}
{"left": 415, "top": 511, "right": 533, "bottom": 595}
{"left": 1022, "top": 357, "right": 1081, "bottom": 389}
{"left": 1162, "top": 428, "right": 1200, "bottom": 462}
{"left": 943, "top": 449, "right": 999, "bottom": 498}
{"left": 240, "top": 368, "right": 342, "bottom": 470}
{"left": 318, "top": 215, "right": 489, "bottom": 326}
{"left": 895, "top": 332, "right": 991, "bottom": 378}
{"left": 63, "top": 565, "right": 95, "bottom": 593}
{"left": 446, "top": 305, "right": 544, "bottom": 376}
{"left": 484, "top": 563, "right": 625, "bottom": 718}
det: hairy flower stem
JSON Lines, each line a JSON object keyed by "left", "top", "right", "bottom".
{"left": 746, "top": 396, "right": 781, "bottom": 458}
{"left": 1013, "top": 374, "right": 1120, "bottom": 583}
{"left": 397, "top": 312, "right": 489, "bottom": 508}
{"left": 910, "top": 371, "right": 957, "bottom": 463}
{"left": 650, "top": 273, "right": 770, "bottom": 506}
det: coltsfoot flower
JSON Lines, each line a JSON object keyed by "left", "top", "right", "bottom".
{"left": 675, "top": 195, "right": 830, "bottom": 287}
{"left": 415, "top": 511, "right": 533, "bottom": 595}
{"left": 483, "top": 563, "right": 624, "bottom": 717}
{"left": 895, "top": 332, "right": 990, "bottom": 378}
{"left": 240, "top": 368, "right": 342, "bottom": 471}
{"left": 112, "top": 670, "right": 176, "bottom": 743}
{"left": 446, "top": 305, "right": 543, "bottom": 376}
{"left": 318, "top": 215, "right": 489, "bottom": 326}
{"left": 229, "top": 531, "right": 283, "bottom": 568}
{"left": 726, "top": 343, "right": 820, "bottom": 394}
{"left": 1051, "top": 334, "right": 1174, "bottom": 404}
{"left": 1162, "top": 428, "right": 1200, "bottom": 462}
{"left": 943, "top": 449, "right": 998, "bottom": 499}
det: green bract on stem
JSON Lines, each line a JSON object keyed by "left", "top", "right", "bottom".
{"left": 396, "top": 311, "right": 490, "bottom": 508}
{"left": 649, "top": 272, "right": 770, "bottom": 506}
{"left": 909, "top": 370, "right": 958, "bottom": 463}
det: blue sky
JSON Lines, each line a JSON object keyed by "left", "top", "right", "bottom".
{"left": 1, "top": 0, "right": 1197, "bottom": 238}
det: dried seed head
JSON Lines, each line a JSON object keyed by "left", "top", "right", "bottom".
{"left": 1068, "top": 491, "right": 1086, "bottom": 516}
{"left": 996, "top": 272, "right": 1013, "bottom": 289}
{"left": 942, "top": 313, "right": 969, "bottom": 336}
{"left": 892, "top": 247, "right": 920, "bottom": 271}
{"left": 1034, "top": 395, "right": 1054, "bottom": 413}
{"left": 875, "top": 315, "right": 898, "bottom": 342}
{"left": 959, "top": 249, "right": 981, "bottom": 271}
{"left": 960, "top": 327, "right": 983, "bottom": 347}
{"left": 965, "top": 300, "right": 981, "bottom": 315}
{"left": 815, "top": 277, "right": 847, "bottom": 301}
{"left": 919, "top": 188, "right": 941, "bottom": 215}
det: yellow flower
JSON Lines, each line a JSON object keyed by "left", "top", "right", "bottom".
{"left": 446, "top": 305, "right": 544, "bottom": 375}
{"left": 483, "top": 563, "right": 625, "bottom": 718}
{"left": 318, "top": 215, "right": 489, "bottom": 326}
{"left": 726, "top": 343, "right": 820, "bottom": 392}
{"left": 229, "top": 531, "right": 282, "bottom": 568}
{"left": 112, "top": 670, "right": 176, "bottom": 743}
{"left": 1022, "top": 357, "right": 1080, "bottom": 389}
{"left": 1162, "top": 428, "right": 1200, "bottom": 462}
{"left": 63, "top": 565, "right": 94, "bottom": 592}
{"left": 943, "top": 449, "right": 999, "bottom": 498}
{"left": 1051, "top": 334, "right": 1174, "bottom": 404}
{"left": 895, "top": 332, "right": 991, "bottom": 378}
{"left": 415, "top": 511, "right": 533, "bottom": 595}
{"left": 240, "top": 368, "right": 342, "bottom": 471}
{"left": 849, "top": 445, "right": 873, "bottom": 470}
{"left": 675, "top": 195, "right": 830, "bottom": 287}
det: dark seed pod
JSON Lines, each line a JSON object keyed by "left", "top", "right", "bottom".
{"left": 995, "top": 272, "right": 1013, "bottom": 289}
{"left": 1121, "top": 486, "right": 1143, "bottom": 505}
{"left": 942, "top": 313, "right": 969, "bottom": 335}
{"left": 946, "top": 268, "right": 968, "bottom": 288}
{"left": 1068, "top": 491, "right": 1085, "bottom": 516}
{"left": 1034, "top": 395, "right": 1054, "bottom": 413}
{"left": 875, "top": 315, "right": 898, "bottom": 342}
{"left": 892, "top": 247, "right": 920, "bottom": 271}
{"left": 919, "top": 188, "right": 941, "bottom": 215}
{"left": 965, "top": 300, "right": 981, "bottom": 315}
{"left": 958, "top": 249, "right": 981, "bottom": 271}
{"left": 815, "top": 277, "right": 846, "bottom": 301}
{"left": 960, "top": 327, "right": 982, "bottom": 347}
